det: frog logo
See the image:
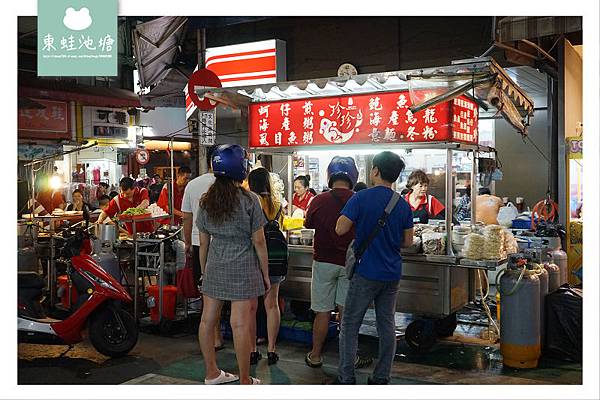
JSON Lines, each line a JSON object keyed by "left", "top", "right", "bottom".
{"left": 63, "top": 7, "right": 93, "bottom": 31}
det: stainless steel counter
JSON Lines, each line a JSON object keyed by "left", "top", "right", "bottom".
{"left": 280, "top": 245, "right": 504, "bottom": 318}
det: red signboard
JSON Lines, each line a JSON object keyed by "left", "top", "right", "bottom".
{"left": 18, "top": 99, "right": 70, "bottom": 140}
{"left": 451, "top": 97, "right": 478, "bottom": 143}
{"left": 248, "top": 91, "right": 478, "bottom": 148}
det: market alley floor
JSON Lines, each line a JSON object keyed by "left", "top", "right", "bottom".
{"left": 18, "top": 312, "right": 581, "bottom": 385}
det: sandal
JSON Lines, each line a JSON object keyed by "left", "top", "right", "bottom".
{"left": 204, "top": 370, "right": 239, "bottom": 385}
{"left": 304, "top": 351, "right": 323, "bottom": 368}
{"left": 249, "top": 376, "right": 261, "bottom": 385}
{"left": 256, "top": 337, "right": 267, "bottom": 345}
{"left": 214, "top": 344, "right": 225, "bottom": 352}
{"left": 250, "top": 351, "right": 262, "bottom": 365}
{"left": 354, "top": 355, "right": 373, "bottom": 369}
{"left": 267, "top": 351, "right": 279, "bottom": 365}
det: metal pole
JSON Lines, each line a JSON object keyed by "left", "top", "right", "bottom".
{"left": 445, "top": 148, "right": 454, "bottom": 256}
{"left": 133, "top": 221, "right": 139, "bottom": 320}
{"left": 170, "top": 139, "right": 175, "bottom": 226}
{"left": 49, "top": 224, "right": 56, "bottom": 306}
{"left": 471, "top": 150, "right": 477, "bottom": 230}
{"left": 30, "top": 166, "right": 35, "bottom": 217}
{"left": 134, "top": 240, "right": 139, "bottom": 321}
{"left": 287, "top": 154, "right": 293, "bottom": 217}
{"left": 159, "top": 242, "right": 164, "bottom": 323}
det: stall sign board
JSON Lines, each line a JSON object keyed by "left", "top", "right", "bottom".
{"left": 82, "top": 106, "right": 129, "bottom": 139}
{"left": 199, "top": 110, "right": 216, "bottom": 146}
{"left": 567, "top": 137, "right": 582, "bottom": 159}
{"left": 18, "top": 99, "right": 70, "bottom": 140}
{"left": 248, "top": 91, "right": 478, "bottom": 148}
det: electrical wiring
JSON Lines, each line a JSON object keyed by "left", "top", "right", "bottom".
{"left": 476, "top": 269, "right": 500, "bottom": 340}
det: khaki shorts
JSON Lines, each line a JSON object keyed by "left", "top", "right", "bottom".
{"left": 310, "top": 261, "right": 349, "bottom": 312}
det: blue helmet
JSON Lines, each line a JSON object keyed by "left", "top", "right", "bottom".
{"left": 327, "top": 156, "right": 359, "bottom": 189}
{"left": 211, "top": 144, "right": 249, "bottom": 181}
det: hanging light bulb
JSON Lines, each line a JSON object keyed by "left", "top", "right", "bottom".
{"left": 49, "top": 175, "right": 62, "bottom": 190}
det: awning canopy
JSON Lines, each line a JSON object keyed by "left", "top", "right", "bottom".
{"left": 19, "top": 84, "right": 140, "bottom": 108}
{"left": 195, "top": 57, "right": 535, "bottom": 135}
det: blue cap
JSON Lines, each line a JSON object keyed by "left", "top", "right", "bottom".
{"left": 327, "top": 156, "right": 359, "bottom": 189}
{"left": 212, "top": 144, "right": 249, "bottom": 181}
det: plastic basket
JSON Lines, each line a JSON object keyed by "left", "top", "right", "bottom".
{"left": 220, "top": 319, "right": 339, "bottom": 344}
{"left": 512, "top": 218, "right": 534, "bottom": 229}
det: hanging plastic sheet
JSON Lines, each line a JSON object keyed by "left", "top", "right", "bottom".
{"left": 545, "top": 285, "right": 582, "bottom": 361}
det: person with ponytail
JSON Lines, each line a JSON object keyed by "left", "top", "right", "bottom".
{"left": 196, "top": 144, "right": 270, "bottom": 385}
{"left": 248, "top": 167, "right": 285, "bottom": 365}
{"left": 292, "top": 175, "right": 315, "bottom": 213}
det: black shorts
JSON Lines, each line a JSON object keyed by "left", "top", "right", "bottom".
{"left": 192, "top": 245, "right": 201, "bottom": 285}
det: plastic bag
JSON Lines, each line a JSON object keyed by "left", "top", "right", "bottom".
{"left": 475, "top": 194, "right": 503, "bottom": 225}
{"left": 176, "top": 256, "right": 200, "bottom": 298}
{"left": 545, "top": 286, "right": 582, "bottom": 362}
{"left": 403, "top": 237, "right": 422, "bottom": 254}
{"left": 482, "top": 225, "right": 506, "bottom": 260}
{"left": 497, "top": 202, "right": 519, "bottom": 227}
{"left": 503, "top": 228, "right": 519, "bottom": 255}
{"left": 421, "top": 231, "right": 446, "bottom": 255}
{"left": 463, "top": 233, "right": 485, "bottom": 260}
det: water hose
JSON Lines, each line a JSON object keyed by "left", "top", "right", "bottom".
{"left": 531, "top": 198, "right": 558, "bottom": 230}
{"left": 477, "top": 269, "right": 500, "bottom": 339}
{"left": 495, "top": 262, "right": 526, "bottom": 297}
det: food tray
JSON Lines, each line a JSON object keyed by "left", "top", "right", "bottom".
{"left": 119, "top": 213, "right": 152, "bottom": 221}
{"left": 458, "top": 258, "right": 506, "bottom": 270}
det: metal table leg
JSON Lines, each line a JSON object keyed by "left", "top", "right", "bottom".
{"left": 49, "top": 225, "right": 56, "bottom": 306}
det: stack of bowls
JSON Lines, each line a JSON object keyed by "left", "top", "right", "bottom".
{"left": 300, "top": 229, "right": 315, "bottom": 246}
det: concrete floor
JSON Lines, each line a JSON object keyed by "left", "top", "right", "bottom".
{"left": 18, "top": 312, "right": 582, "bottom": 385}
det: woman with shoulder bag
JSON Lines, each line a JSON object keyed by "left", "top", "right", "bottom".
{"left": 248, "top": 167, "right": 285, "bottom": 365}
{"left": 197, "top": 145, "right": 270, "bottom": 385}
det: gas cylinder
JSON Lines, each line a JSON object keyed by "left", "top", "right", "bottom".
{"left": 93, "top": 242, "right": 121, "bottom": 281}
{"left": 531, "top": 263, "right": 548, "bottom": 347}
{"left": 551, "top": 249, "right": 568, "bottom": 286}
{"left": 544, "top": 262, "right": 561, "bottom": 293}
{"left": 499, "top": 254, "right": 541, "bottom": 369}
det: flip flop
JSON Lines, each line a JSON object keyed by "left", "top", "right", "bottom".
{"left": 214, "top": 344, "right": 225, "bottom": 351}
{"left": 204, "top": 370, "right": 239, "bottom": 385}
{"left": 249, "top": 376, "right": 261, "bottom": 385}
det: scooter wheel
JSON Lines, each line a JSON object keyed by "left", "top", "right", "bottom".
{"left": 405, "top": 319, "right": 436, "bottom": 352}
{"left": 434, "top": 313, "right": 458, "bottom": 337}
{"left": 89, "top": 308, "right": 138, "bottom": 358}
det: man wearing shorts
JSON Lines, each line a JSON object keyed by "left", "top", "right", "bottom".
{"left": 182, "top": 146, "right": 223, "bottom": 349}
{"left": 304, "top": 156, "right": 372, "bottom": 369}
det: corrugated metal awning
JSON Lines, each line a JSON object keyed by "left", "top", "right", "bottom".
{"left": 195, "top": 57, "right": 535, "bottom": 135}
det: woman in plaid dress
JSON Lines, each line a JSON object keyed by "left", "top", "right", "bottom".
{"left": 196, "top": 145, "right": 270, "bottom": 385}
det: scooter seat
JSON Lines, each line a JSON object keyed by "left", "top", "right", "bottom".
{"left": 18, "top": 272, "right": 45, "bottom": 289}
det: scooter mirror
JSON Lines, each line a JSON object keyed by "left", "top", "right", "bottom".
{"left": 83, "top": 206, "right": 90, "bottom": 228}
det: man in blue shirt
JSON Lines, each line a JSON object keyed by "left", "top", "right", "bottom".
{"left": 335, "top": 151, "right": 414, "bottom": 384}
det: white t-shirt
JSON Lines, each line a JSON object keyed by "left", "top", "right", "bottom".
{"left": 181, "top": 173, "right": 216, "bottom": 246}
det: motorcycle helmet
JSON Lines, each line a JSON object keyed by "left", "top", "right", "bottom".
{"left": 327, "top": 156, "right": 359, "bottom": 189}
{"left": 212, "top": 144, "right": 250, "bottom": 181}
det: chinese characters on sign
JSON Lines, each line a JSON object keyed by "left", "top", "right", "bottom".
{"left": 451, "top": 97, "right": 479, "bottom": 143}
{"left": 249, "top": 91, "right": 478, "bottom": 148}
{"left": 18, "top": 99, "right": 70, "bottom": 140}
{"left": 37, "top": 0, "right": 118, "bottom": 76}
{"left": 199, "top": 110, "right": 216, "bottom": 146}
{"left": 42, "top": 34, "right": 115, "bottom": 53}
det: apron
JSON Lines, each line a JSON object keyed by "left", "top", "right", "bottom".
{"left": 407, "top": 194, "right": 434, "bottom": 224}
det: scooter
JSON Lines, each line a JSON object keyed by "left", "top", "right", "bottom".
{"left": 18, "top": 214, "right": 138, "bottom": 357}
